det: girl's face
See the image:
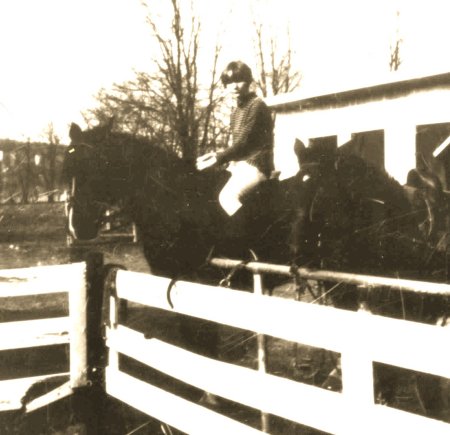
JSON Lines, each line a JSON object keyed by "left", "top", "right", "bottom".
{"left": 231, "top": 81, "right": 251, "bottom": 98}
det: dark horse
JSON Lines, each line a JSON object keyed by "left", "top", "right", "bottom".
{"left": 63, "top": 122, "right": 448, "bottom": 417}
{"left": 63, "top": 121, "right": 298, "bottom": 366}
{"left": 291, "top": 140, "right": 449, "bottom": 419}
{"left": 291, "top": 140, "right": 447, "bottom": 303}
{"left": 63, "top": 121, "right": 296, "bottom": 276}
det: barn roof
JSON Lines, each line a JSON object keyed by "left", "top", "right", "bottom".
{"left": 265, "top": 71, "right": 450, "bottom": 112}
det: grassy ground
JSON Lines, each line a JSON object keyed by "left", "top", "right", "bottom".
{"left": 0, "top": 203, "right": 330, "bottom": 434}
{"left": 0, "top": 203, "right": 67, "bottom": 243}
{"left": 0, "top": 204, "right": 153, "bottom": 434}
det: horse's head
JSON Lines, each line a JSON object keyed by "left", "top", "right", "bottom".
{"left": 63, "top": 122, "right": 111, "bottom": 240}
{"left": 294, "top": 138, "right": 337, "bottom": 181}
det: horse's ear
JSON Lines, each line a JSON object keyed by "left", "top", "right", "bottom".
{"left": 69, "top": 123, "right": 83, "bottom": 142}
{"left": 294, "top": 138, "right": 306, "bottom": 162}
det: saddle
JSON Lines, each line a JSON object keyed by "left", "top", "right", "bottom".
{"left": 239, "top": 173, "right": 282, "bottom": 211}
{"left": 223, "top": 176, "right": 283, "bottom": 244}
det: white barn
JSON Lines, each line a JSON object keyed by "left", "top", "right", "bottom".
{"left": 266, "top": 71, "right": 450, "bottom": 187}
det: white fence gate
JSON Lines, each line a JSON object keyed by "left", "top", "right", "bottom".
{"left": 105, "top": 261, "right": 450, "bottom": 435}
{"left": 0, "top": 262, "right": 87, "bottom": 412}
{"left": 0, "top": 259, "right": 448, "bottom": 434}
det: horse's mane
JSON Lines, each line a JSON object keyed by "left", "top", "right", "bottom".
{"left": 103, "top": 131, "right": 185, "bottom": 169}
{"left": 89, "top": 127, "right": 231, "bottom": 223}
{"left": 105, "top": 131, "right": 227, "bottom": 185}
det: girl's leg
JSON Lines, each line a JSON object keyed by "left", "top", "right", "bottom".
{"left": 219, "top": 162, "right": 266, "bottom": 216}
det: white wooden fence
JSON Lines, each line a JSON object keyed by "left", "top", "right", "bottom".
{"left": 105, "top": 264, "right": 450, "bottom": 435}
{"left": 0, "top": 259, "right": 448, "bottom": 434}
{"left": 0, "top": 262, "right": 87, "bottom": 412}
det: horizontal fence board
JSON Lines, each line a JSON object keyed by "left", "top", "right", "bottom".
{"left": 0, "top": 372, "right": 69, "bottom": 411}
{"left": 25, "top": 381, "right": 72, "bottom": 413}
{"left": 115, "top": 271, "right": 450, "bottom": 378}
{"left": 0, "top": 317, "right": 69, "bottom": 350}
{"left": 0, "top": 263, "right": 85, "bottom": 297}
{"left": 360, "top": 313, "right": 450, "bottom": 377}
{"left": 107, "top": 326, "right": 344, "bottom": 434}
{"left": 105, "top": 367, "right": 264, "bottom": 435}
{"left": 107, "top": 326, "right": 450, "bottom": 435}
{"left": 370, "top": 403, "right": 450, "bottom": 435}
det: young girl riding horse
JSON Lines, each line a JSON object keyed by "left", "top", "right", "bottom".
{"left": 196, "top": 61, "right": 274, "bottom": 216}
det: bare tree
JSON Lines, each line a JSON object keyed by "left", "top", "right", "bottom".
{"left": 389, "top": 10, "right": 402, "bottom": 71}
{"left": 86, "top": 0, "right": 226, "bottom": 162}
{"left": 253, "top": 22, "right": 302, "bottom": 98}
{"left": 86, "top": 75, "right": 163, "bottom": 139}
{"left": 42, "top": 122, "right": 59, "bottom": 202}
{"left": 16, "top": 140, "right": 33, "bottom": 204}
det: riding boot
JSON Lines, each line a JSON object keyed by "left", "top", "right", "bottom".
{"left": 217, "top": 206, "right": 250, "bottom": 258}
{"left": 228, "top": 206, "right": 250, "bottom": 239}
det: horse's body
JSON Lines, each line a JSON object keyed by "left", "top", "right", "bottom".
{"left": 63, "top": 122, "right": 295, "bottom": 280}
{"left": 294, "top": 148, "right": 415, "bottom": 273}
{"left": 291, "top": 141, "right": 449, "bottom": 419}
{"left": 63, "top": 122, "right": 298, "bottom": 370}
{"left": 291, "top": 141, "right": 447, "bottom": 312}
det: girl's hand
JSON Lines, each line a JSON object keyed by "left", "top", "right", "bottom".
{"left": 196, "top": 152, "right": 217, "bottom": 171}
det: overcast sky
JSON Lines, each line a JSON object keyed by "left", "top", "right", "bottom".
{"left": 0, "top": 0, "right": 449, "bottom": 143}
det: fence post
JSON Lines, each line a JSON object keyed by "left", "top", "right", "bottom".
{"left": 103, "top": 264, "right": 128, "bottom": 372}
{"left": 69, "top": 262, "right": 87, "bottom": 389}
{"left": 70, "top": 252, "right": 105, "bottom": 435}
{"left": 249, "top": 250, "right": 270, "bottom": 433}
{"left": 340, "top": 309, "right": 374, "bottom": 435}
{"left": 335, "top": 285, "right": 374, "bottom": 434}
{"left": 132, "top": 223, "right": 138, "bottom": 243}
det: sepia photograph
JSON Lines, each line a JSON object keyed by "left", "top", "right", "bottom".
{"left": 0, "top": 0, "right": 449, "bottom": 433}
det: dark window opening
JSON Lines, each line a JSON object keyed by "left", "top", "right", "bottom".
{"left": 348, "top": 130, "right": 385, "bottom": 170}
{"left": 308, "top": 135, "right": 338, "bottom": 155}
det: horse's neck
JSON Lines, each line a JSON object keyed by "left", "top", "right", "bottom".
{"left": 127, "top": 160, "right": 224, "bottom": 227}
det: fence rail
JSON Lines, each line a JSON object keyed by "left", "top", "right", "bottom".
{"left": 0, "top": 262, "right": 86, "bottom": 297}
{"left": 106, "top": 266, "right": 450, "bottom": 435}
{"left": 0, "top": 317, "right": 69, "bottom": 351}
{"left": 0, "top": 258, "right": 449, "bottom": 434}
{"left": 106, "top": 367, "right": 265, "bottom": 435}
{"left": 0, "top": 262, "right": 87, "bottom": 412}
{"left": 0, "top": 373, "right": 69, "bottom": 412}
{"left": 210, "top": 257, "right": 450, "bottom": 296}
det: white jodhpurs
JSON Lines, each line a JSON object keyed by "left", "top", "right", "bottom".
{"left": 219, "top": 161, "right": 267, "bottom": 216}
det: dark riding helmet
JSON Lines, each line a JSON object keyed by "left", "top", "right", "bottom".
{"left": 221, "top": 61, "right": 253, "bottom": 86}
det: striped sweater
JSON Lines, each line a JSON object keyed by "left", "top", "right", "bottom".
{"left": 216, "top": 92, "right": 274, "bottom": 177}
